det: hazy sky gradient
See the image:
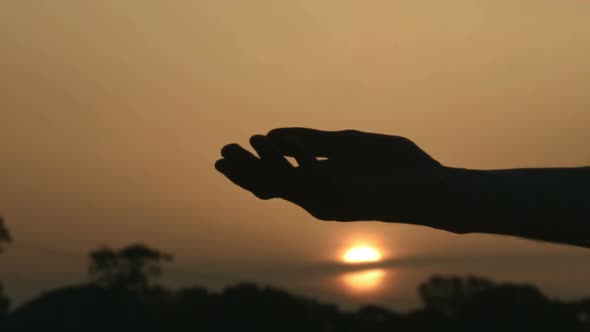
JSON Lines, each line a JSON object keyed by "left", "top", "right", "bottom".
{"left": 2, "top": 0, "right": 590, "bottom": 309}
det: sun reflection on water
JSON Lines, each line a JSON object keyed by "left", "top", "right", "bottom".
{"left": 341, "top": 269, "right": 386, "bottom": 293}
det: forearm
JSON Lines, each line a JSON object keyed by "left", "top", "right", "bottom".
{"left": 446, "top": 166, "right": 590, "bottom": 247}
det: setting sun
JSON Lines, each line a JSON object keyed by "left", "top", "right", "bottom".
{"left": 343, "top": 246, "right": 382, "bottom": 264}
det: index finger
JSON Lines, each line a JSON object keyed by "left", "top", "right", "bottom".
{"left": 267, "top": 127, "right": 358, "bottom": 157}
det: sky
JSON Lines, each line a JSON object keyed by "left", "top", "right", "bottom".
{"left": 1, "top": 0, "right": 590, "bottom": 310}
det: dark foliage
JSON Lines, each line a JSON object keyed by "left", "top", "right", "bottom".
{"left": 0, "top": 284, "right": 9, "bottom": 320}
{"left": 0, "top": 217, "right": 11, "bottom": 251}
{"left": 1, "top": 276, "right": 589, "bottom": 332}
{"left": 89, "top": 244, "right": 173, "bottom": 291}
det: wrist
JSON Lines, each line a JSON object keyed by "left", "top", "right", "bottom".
{"left": 434, "top": 167, "right": 512, "bottom": 235}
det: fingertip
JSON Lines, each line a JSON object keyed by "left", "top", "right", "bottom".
{"left": 214, "top": 159, "right": 227, "bottom": 172}
{"left": 221, "top": 143, "right": 241, "bottom": 158}
{"left": 249, "top": 134, "right": 266, "bottom": 147}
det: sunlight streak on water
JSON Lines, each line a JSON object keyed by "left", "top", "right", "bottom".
{"left": 341, "top": 269, "right": 386, "bottom": 293}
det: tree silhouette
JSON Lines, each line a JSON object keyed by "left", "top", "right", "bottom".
{"left": 88, "top": 244, "right": 173, "bottom": 291}
{"left": 415, "top": 275, "right": 579, "bottom": 330}
{"left": 0, "top": 217, "right": 11, "bottom": 253}
{"left": 0, "top": 284, "right": 9, "bottom": 319}
{"left": 0, "top": 217, "right": 11, "bottom": 318}
{"left": 418, "top": 275, "right": 494, "bottom": 318}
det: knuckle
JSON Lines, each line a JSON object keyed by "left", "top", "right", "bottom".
{"left": 266, "top": 128, "right": 282, "bottom": 137}
{"left": 308, "top": 209, "right": 332, "bottom": 221}
{"left": 340, "top": 129, "right": 360, "bottom": 136}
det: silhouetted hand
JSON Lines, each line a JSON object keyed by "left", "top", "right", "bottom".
{"left": 216, "top": 129, "right": 590, "bottom": 247}
{"left": 215, "top": 128, "right": 460, "bottom": 230}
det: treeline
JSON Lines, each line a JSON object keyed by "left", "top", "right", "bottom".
{"left": 0, "top": 242, "right": 589, "bottom": 331}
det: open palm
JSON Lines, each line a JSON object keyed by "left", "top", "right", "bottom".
{"left": 215, "top": 128, "right": 457, "bottom": 227}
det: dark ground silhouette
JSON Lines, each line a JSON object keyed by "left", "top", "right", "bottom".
{"left": 1, "top": 243, "right": 590, "bottom": 332}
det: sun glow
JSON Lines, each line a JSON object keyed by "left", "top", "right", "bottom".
{"left": 342, "top": 246, "right": 382, "bottom": 264}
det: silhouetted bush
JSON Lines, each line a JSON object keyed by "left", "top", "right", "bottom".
{"left": 89, "top": 244, "right": 173, "bottom": 291}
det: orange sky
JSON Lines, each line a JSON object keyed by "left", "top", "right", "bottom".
{"left": 2, "top": 0, "right": 590, "bottom": 308}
